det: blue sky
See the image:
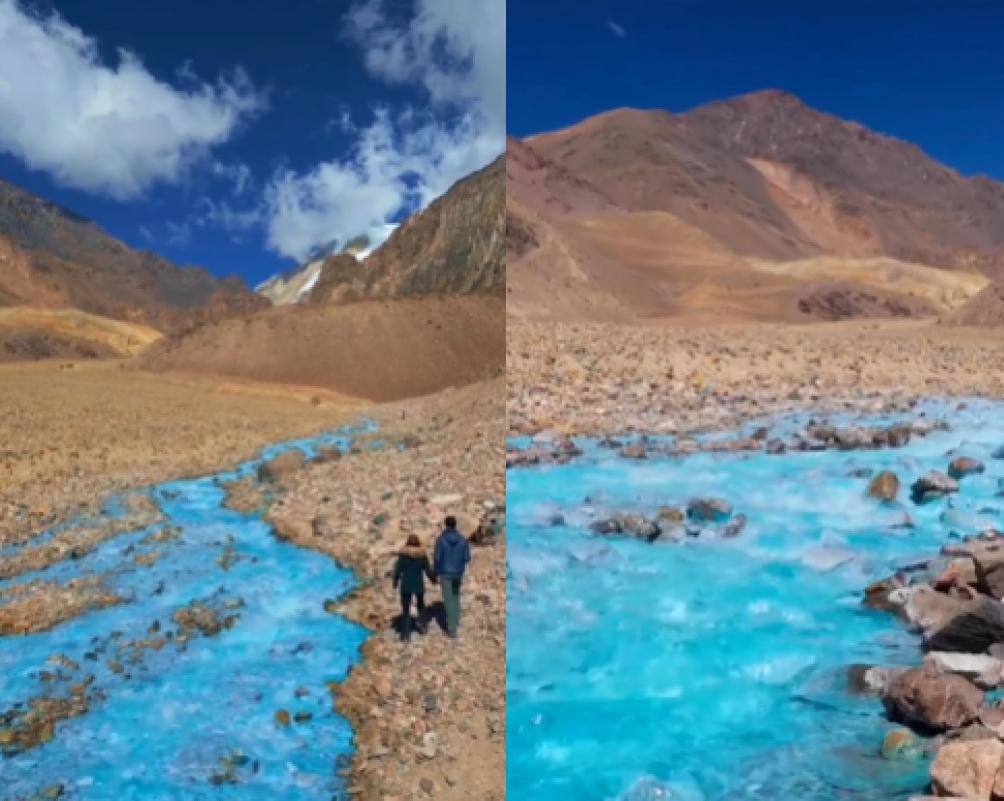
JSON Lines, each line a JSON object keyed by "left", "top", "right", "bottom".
{"left": 508, "top": 0, "right": 1004, "bottom": 181}
{"left": 0, "top": 0, "right": 504, "bottom": 286}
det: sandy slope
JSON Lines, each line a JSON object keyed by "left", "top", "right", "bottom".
{"left": 0, "top": 306, "right": 162, "bottom": 361}
{"left": 138, "top": 296, "right": 504, "bottom": 402}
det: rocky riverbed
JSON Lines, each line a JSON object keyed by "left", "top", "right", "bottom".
{"left": 507, "top": 318, "right": 1004, "bottom": 801}
{"left": 264, "top": 379, "right": 506, "bottom": 801}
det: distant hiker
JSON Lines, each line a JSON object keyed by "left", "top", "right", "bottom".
{"left": 434, "top": 515, "right": 471, "bottom": 638}
{"left": 393, "top": 534, "right": 435, "bottom": 641}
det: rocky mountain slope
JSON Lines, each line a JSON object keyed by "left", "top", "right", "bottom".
{"left": 257, "top": 156, "right": 504, "bottom": 306}
{"left": 508, "top": 90, "right": 1004, "bottom": 323}
{"left": 0, "top": 178, "right": 265, "bottom": 331}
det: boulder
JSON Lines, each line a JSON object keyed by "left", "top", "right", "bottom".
{"left": 882, "top": 663, "right": 983, "bottom": 732}
{"left": 589, "top": 513, "right": 660, "bottom": 542}
{"left": 925, "top": 652, "right": 1004, "bottom": 690}
{"left": 889, "top": 585, "right": 968, "bottom": 636}
{"left": 911, "top": 471, "right": 960, "bottom": 504}
{"left": 864, "top": 575, "right": 907, "bottom": 611}
{"left": 949, "top": 456, "right": 986, "bottom": 481}
{"left": 619, "top": 443, "right": 648, "bottom": 460}
{"left": 686, "top": 498, "right": 732, "bottom": 523}
{"left": 886, "top": 425, "right": 912, "bottom": 448}
{"left": 925, "top": 598, "right": 1004, "bottom": 654}
{"left": 929, "top": 738, "right": 1004, "bottom": 800}
{"left": 258, "top": 450, "right": 306, "bottom": 483}
{"left": 868, "top": 471, "right": 901, "bottom": 502}
{"left": 976, "top": 552, "right": 1004, "bottom": 601}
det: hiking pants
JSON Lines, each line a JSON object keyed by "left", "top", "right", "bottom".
{"left": 441, "top": 577, "right": 462, "bottom": 636}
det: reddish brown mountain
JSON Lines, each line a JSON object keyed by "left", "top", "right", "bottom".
{"left": 0, "top": 178, "right": 265, "bottom": 332}
{"left": 509, "top": 90, "right": 1003, "bottom": 323}
{"left": 307, "top": 156, "right": 505, "bottom": 304}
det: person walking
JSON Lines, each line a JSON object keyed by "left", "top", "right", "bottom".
{"left": 433, "top": 515, "right": 471, "bottom": 638}
{"left": 393, "top": 534, "right": 435, "bottom": 641}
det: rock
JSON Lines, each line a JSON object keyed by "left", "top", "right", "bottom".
{"left": 974, "top": 550, "right": 1004, "bottom": 600}
{"left": 848, "top": 664, "right": 904, "bottom": 696}
{"left": 257, "top": 450, "right": 306, "bottom": 483}
{"left": 881, "top": 727, "right": 923, "bottom": 760}
{"left": 656, "top": 507, "right": 684, "bottom": 525}
{"left": 925, "top": 598, "right": 1004, "bottom": 654}
{"left": 553, "top": 435, "right": 582, "bottom": 458}
{"left": 834, "top": 426, "right": 874, "bottom": 450}
{"left": 886, "top": 425, "right": 912, "bottom": 448}
{"left": 429, "top": 493, "right": 463, "bottom": 507}
{"left": 867, "top": 471, "right": 901, "bottom": 502}
{"left": 619, "top": 443, "right": 648, "bottom": 460}
{"left": 723, "top": 514, "right": 747, "bottom": 538}
{"left": 589, "top": 513, "right": 660, "bottom": 542}
{"left": 949, "top": 457, "right": 986, "bottom": 480}
{"left": 889, "top": 585, "right": 968, "bottom": 635}
{"left": 314, "top": 445, "right": 342, "bottom": 463}
{"left": 172, "top": 603, "right": 223, "bottom": 637}
{"left": 686, "top": 497, "right": 732, "bottom": 523}
{"left": 864, "top": 575, "right": 907, "bottom": 611}
{"left": 930, "top": 738, "right": 1004, "bottom": 800}
{"left": 925, "top": 652, "right": 1004, "bottom": 690}
{"left": 420, "top": 731, "right": 439, "bottom": 759}
{"left": 911, "top": 471, "right": 960, "bottom": 504}
{"left": 882, "top": 663, "right": 983, "bottom": 732}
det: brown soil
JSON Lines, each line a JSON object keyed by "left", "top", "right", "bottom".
{"left": 138, "top": 296, "right": 505, "bottom": 402}
{"left": 0, "top": 360, "right": 364, "bottom": 542}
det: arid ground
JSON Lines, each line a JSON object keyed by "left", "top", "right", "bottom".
{"left": 0, "top": 361, "right": 364, "bottom": 543}
{"left": 0, "top": 361, "right": 504, "bottom": 801}
{"left": 508, "top": 319, "right": 1004, "bottom": 438}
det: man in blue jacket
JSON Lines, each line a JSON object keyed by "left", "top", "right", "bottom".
{"left": 433, "top": 515, "right": 471, "bottom": 638}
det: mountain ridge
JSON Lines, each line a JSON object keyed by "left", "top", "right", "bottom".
{"left": 508, "top": 89, "right": 1004, "bottom": 323}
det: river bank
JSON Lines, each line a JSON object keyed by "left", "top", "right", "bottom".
{"left": 506, "top": 318, "right": 1004, "bottom": 800}
{"left": 0, "top": 360, "right": 364, "bottom": 544}
{"left": 508, "top": 319, "right": 1004, "bottom": 437}
{"left": 1, "top": 366, "right": 504, "bottom": 801}
{"left": 264, "top": 378, "right": 506, "bottom": 801}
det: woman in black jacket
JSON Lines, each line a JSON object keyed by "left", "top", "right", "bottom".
{"left": 393, "top": 534, "right": 436, "bottom": 640}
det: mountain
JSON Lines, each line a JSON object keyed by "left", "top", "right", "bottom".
{"left": 138, "top": 156, "right": 506, "bottom": 400}
{"left": 508, "top": 90, "right": 1003, "bottom": 322}
{"left": 138, "top": 295, "right": 504, "bottom": 402}
{"left": 0, "top": 178, "right": 265, "bottom": 332}
{"left": 258, "top": 156, "right": 504, "bottom": 307}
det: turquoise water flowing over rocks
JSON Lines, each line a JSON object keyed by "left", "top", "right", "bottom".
{"left": 0, "top": 424, "right": 375, "bottom": 801}
{"left": 507, "top": 400, "right": 1004, "bottom": 801}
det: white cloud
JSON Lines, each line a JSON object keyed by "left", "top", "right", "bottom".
{"left": 607, "top": 19, "right": 627, "bottom": 38}
{"left": 211, "top": 161, "right": 253, "bottom": 195}
{"left": 262, "top": 0, "right": 505, "bottom": 261}
{"left": 0, "top": 0, "right": 264, "bottom": 199}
